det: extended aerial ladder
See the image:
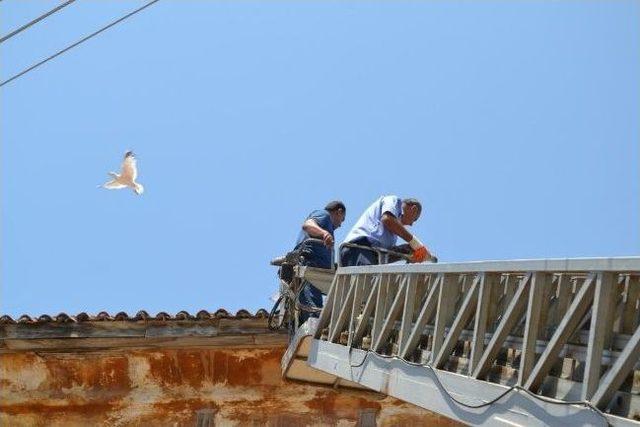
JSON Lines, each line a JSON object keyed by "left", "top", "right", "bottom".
{"left": 281, "top": 257, "right": 640, "bottom": 426}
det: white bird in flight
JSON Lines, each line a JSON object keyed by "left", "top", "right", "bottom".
{"left": 100, "top": 151, "right": 144, "bottom": 195}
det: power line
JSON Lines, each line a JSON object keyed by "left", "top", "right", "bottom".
{"left": 0, "top": 0, "right": 161, "bottom": 88}
{"left": 0, "top": 0, "right": 77, "bottom": 44}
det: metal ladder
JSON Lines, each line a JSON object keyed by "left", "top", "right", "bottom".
{"left": 295, "top": 257, "right": 640, "bottom": 426}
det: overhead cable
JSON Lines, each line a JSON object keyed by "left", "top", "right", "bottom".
{"left": 0, "top": 0, "right": 161, "bottom": 88}
{"left": 0, "top": 0, "right": 77, "bottom": 44}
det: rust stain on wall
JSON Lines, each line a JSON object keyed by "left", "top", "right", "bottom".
{"left": 43, "top": 354, "right": 131, "bottom": 392}
{"left": 1, "top": 401, "right": 118, "bottom": 416}
{"left": 379, "top": 412, "right": 462, "bottom": 427}
{"left": 1, "top": 346, "right": 462, "bottom": 426}
{"left": 305, "top": 390, "right": 383, "bottom": 418}
{"left": 143, "top": 348, "right": 281, "bottom": 388}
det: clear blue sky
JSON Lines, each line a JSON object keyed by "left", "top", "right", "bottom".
{"left": 1, "top": 1, "right": 638, "bottom": 317}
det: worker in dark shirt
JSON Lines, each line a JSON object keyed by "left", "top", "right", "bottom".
{"left": 294, "top": 200, "right": 346, "bottom": 324}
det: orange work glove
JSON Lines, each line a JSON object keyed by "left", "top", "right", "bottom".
{"left": 412, "top": 246, "right": 428, "bottom": 263}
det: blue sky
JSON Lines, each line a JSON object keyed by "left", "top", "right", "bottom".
{"left": 1, "top": 1, "right": 638, "bottom": 317}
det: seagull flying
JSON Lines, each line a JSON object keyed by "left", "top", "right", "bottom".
{"left": 100, "top": 151, "right": 144, "bottom": 195}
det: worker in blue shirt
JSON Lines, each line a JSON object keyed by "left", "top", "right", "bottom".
{"left": 294, "top": 200, "right": 346, "bottom": 324}
{"left": 341, "top": 195, "right": 433, "bottom": 266}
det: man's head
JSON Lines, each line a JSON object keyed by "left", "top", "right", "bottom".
{"left": 400, "top": 198, "right": 422, "bottom": 226}
{"left": 325, "top": 200, "right": 346, "bottom": 228}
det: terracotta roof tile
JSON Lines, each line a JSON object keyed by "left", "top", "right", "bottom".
{"left": 196, "top": 310, "right": 211, "bottom": 320}
{"left": 154, "top": 311, "right": 171, "bottom": 321}
{"left": 0, "top": 309, "right": 270, "bottom": 324}
{"left": 213, "top": 309, "right": 230, "bottom": 318}
{"left": 134, "top": 310, "right": 150, "bottom": 320}
{"left": 254, "top": 309, "right": 269, "bottom": 318}
{"left": 235, "top": 309, "right": 252, "bottom": 319}
{"left": 174, "top": 311, "right": 193, "bottom": 320}
{"left": 0, "top": 315, "right": 16, "bottom": 324}
{"left": 114, "top": 312, "right": 129, "bottom": 321}
{"left": 55, "top": 313, "right": 73, "bottom": 323}
{"left": 96, "top": 311, "right": 112, "bottom": 321}
{"left": 17, "top": 315, "right": 33, "bottom": 323}
{"left": 75, "top": 312, "right": 90, "bottom": 322}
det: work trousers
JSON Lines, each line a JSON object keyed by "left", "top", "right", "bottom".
{"left": 297, "top": 257, "right": 328, "bottom": 325}
{"left": 339, "top": 237, "right": 380, "bottom": 267}
{"left": 298, "top": 280, "right": 323, "bottom": 325}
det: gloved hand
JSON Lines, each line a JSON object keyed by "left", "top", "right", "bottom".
{"left": 409, "top": 236, "right": 430, "bottom": 263}
{"left": 412, "top": 246, "right": 428, "bottom": 263}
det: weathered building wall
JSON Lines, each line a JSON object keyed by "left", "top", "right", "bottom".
{"left": 0, "top": 347, "right": 461, "bottom": 426}
{"left": 0, "top": 312, "right": 461, "bottom": 426}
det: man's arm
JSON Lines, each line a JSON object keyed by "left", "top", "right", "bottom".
{"left": 303, "top": 219, "right": 334, "bottom": 246}
{"left": 381, "top": 212, "right": 413, "bottom": 242}
{"left": 381, "top": 213, "right": 432, "bottom": 261}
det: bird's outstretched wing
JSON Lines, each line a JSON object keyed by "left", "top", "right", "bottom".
{"left": 120, "top": 151, "right": 138, "bottom": 181}
{"left": 102, "top": 180, "right": 127, "bottom": 190}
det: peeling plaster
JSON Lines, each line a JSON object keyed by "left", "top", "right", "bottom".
{"left": 1, "top": 345, "right": 461, "bottom": 426}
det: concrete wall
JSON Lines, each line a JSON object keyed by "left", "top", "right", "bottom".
{"left": 1, "top": 346, "right": 461, "bottom": 426}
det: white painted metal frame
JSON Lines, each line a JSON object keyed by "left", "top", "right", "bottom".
{"left": 313, "top": 257, "right": 640, "bottom": 423}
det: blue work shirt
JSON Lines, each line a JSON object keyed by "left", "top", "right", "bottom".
{"left": 344, "top": 195, "right": 403, "bottom": 249}
{"left": 295, "top": 209, "right": 334, "bottom": 269}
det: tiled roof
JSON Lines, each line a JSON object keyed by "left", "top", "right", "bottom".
{"left": 0, "top": 308, "right": 269, "bottom": 324}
